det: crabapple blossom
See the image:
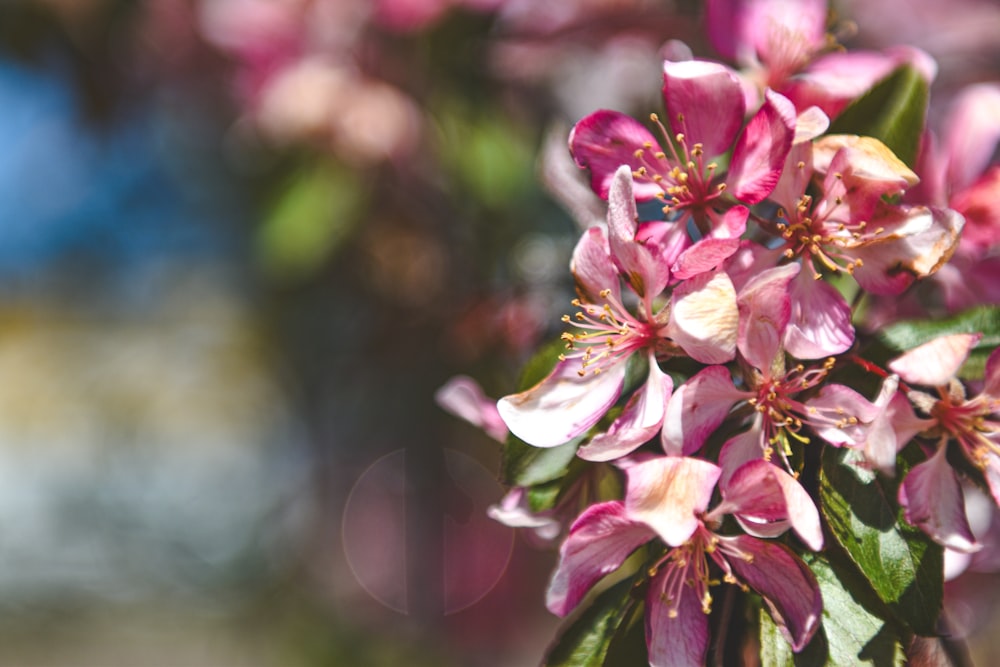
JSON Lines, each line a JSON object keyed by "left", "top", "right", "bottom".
{"left": 547, "top": 456, "right": 822, "bottom": 667}
{"left": 890, "top": 335, "right": 1000, "bottom": 551}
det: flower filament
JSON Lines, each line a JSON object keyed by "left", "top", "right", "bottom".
{"left": 559, "top": 289, "right": 656, "bottom": 377}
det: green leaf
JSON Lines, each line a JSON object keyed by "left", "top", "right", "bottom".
{"left": 864, "top": 305, "right": 1000, "bottom": 380}
{"left": 828, "top": 64, "right": 928, "bottom": 167}
{"left": 256, "top": 161, "right": 367, "bottom": 282}
{"left": 760, "top": 553, "right": 905, "bottom": 666}
{"left": 527, "top": 478, "right": 566, "bottom": 512}
{"left": 501, "top": 436, "right": 578, "bottom": 487}
{"left": 543, "top": 576, "right": 643, "bottom": 667}
{"left": 819, "top": 446, "right": 943, "bottom": 634}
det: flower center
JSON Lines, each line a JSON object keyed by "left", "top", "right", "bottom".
{"left": 749, "top": 359, "right": 835, "bottom": 464}
{"left": 932, "top": 392, "right": 1000, "bottom": 469}
{"left": 775, "top": 177, "right": 884, "bottom": 278}
{"left": 558, "top": 289, "right": 656, "bottom": 377}
{"left": 629, "top": 114, "right": 728, "bottom": 222}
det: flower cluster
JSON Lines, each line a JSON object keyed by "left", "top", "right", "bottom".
{"left": 443, "top": 0, "right": 1000, "bottom": 664}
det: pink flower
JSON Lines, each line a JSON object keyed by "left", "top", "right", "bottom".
{"left": 705, "top": 0, "right": 936, "bottom": 118}
{"left": 887, "top": 336, "right": 1000, "bottom": 551}
{"left": 570, "top": 60, "right": 796, "bottom": 234}
{"left": 910, "top": 83, "right": 1000, "bottom": 257}
{"left": 766, "top": 134, "right": 963, "bottom": 357}
{"left": 547, "top": 456, "right": 822, "bottom": 665}
{"left": 807, "top": 373, "right": 932, "bottom": 475}
{"left": 498, "top": 167, "right": 740, "bottom": 451}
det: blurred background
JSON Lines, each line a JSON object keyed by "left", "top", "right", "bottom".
{"left": 0, "top": 0, "right": 996, "bottom": 665}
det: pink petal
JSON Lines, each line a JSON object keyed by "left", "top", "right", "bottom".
{"left": 670, "top": 206, "right": 747, "bottom": 280}
{"left": 704, "top": 0, "right": 751, "bottom": 62}
{"left": 671, "top": 237, "right": 742, "bottom": 280}
{"left": 579, "top": 357, "right": 673, "bottom": 462}
{"left": 710, "top": 204, "right": 752, "bottom": 240}
{"left": 667, "top": 270, "right": 739, "bottom": 364}
{"left": 770, "top": 140, "right": 813, "bottom": 213}
{"left": 943, "top": 83, "right": 1000, "bottom": 193}
{"left": 569, "top": 110, "right": 665, "bottom": 200}
{"left": 718, "top": 420, "right": 765, "bottom": 486}
{"left": 571, "top": 226, "right": 620, "bottom": 305}
{"left": 889, "top": 333, "right": 982, "bottom": 386}
{"left": 813, "top": 135, "right": 919, "bottom": 194}
{"left": 952, "top": 166, "right": 1000, "bottom": 253}
{"left": 852, "top": 207, "right": 965, "bottom": 295}
{"left": 899, "top": 446, "right": 981, "bottom": 553}
{"left": 662, "top": 60, "right": 745, "bottom": 157}
{"left": 982, "top": 451, "right": 1000, "bottom": 508}
{"left": 546, "top": 501, "right": 654, "bottom": 616}
{"left": 724, "top": 536, "right": 822, "bottom": 651}
{"left": 705, "top": 0, "right": 827, "bottom": 70}
{"left": 646, "top": 566, "right": 710, "bottom": 667}
{"left": 807, "top": 383, "right": 881, "bottom": 447}
{"left": 737, "top": 262, "right": 800, "bottom": 370}
{"left": 728, "top": 89, "right": 796, "bottom": 204}
{"left": 794, "top": 106, "right": 829, "bottom": 144}
{"left": 722, "top": 241, "right": 785, "bottom": 293}
{"left": 435, "top": 375, "right": 508, "bottom": 442}
{"left": 780, "top": 51, "right": 901, "bottom": 120}
{"left": 606, "top": 166, "right": 672, "bottom": 297}
{"left": 487, "top": 487, "right": 561, "bottom": 540}
{"left": 661, "top": 365, "right": 744, "bottom": 456}
{"left": 497, "top": 358, "right": 626, "bottom": 448}
{"left": 861, "top": 375, "right": 932, "bottom": 475}
{"left": 716, "top": 459, "right": 823, "bottom": 551}
{"left": 624, "top": 456, "right": 721, "bottom": 547}
{"left": 783, "top": 267, "right": 854, "bottom": 359}
{"left": 984, "top": 347, "right": 1000, "bottom": 398}
{"left": 607, "top": 164, "right": 639, "bottom": 246}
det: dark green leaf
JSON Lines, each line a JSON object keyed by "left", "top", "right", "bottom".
{"left": 501, "top": 435, "right": 578, "bottom": 487}
{"left": 543, "top": 576, "right": 642, "bottom": 667}
{"left": 828, "top": 64, "right": 928, "bottom": 167}
{"left": 760, "top": 553, "right": 905, "bottom": 666}
{"left": 819, "top": 446, "right": 943, "bottom": 634}
{"left": 527, "top": 478, "right": 565, "bottom": 513}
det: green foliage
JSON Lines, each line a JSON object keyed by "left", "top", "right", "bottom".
{"left": 819, "top": 446, "right": 943, "bottom": 635}
{"left": 760, "top": 554, "right": 905, "bottom": 666}
{"left": 433, "top": 104, "right": 535, "bottom": 210}
{"left": 828, "top": 64, "right": 929, "bottom": 168}
{"left": 543, "top": 576, "right": 645, "bottom": 667}
{"left": 256, "top": 161, "right": 368, "bottom": 283}
{"left": 501, "top": 436, "right": 578, "bottom": 487}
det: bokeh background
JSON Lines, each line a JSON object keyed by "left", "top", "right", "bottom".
{"left": 0, "top": 1, "right": 997, "bottom": 665}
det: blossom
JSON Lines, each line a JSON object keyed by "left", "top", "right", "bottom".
{"left": 889, "top": 335, "right": 1000, "bottom": 551}
{"left": 547, "top": 456, "right": 822, "bottom": 666}
{"left": 765, "top": 133, "right": 963, "bottom": 357}
{"left": 498, "top": 166, "right": 739, "bottom": 452}
{"left": 704, "top": 0, "right": 936, "bottom": 118}
{"left": 569, "top": 60, "right": 796, "bottom": 234}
